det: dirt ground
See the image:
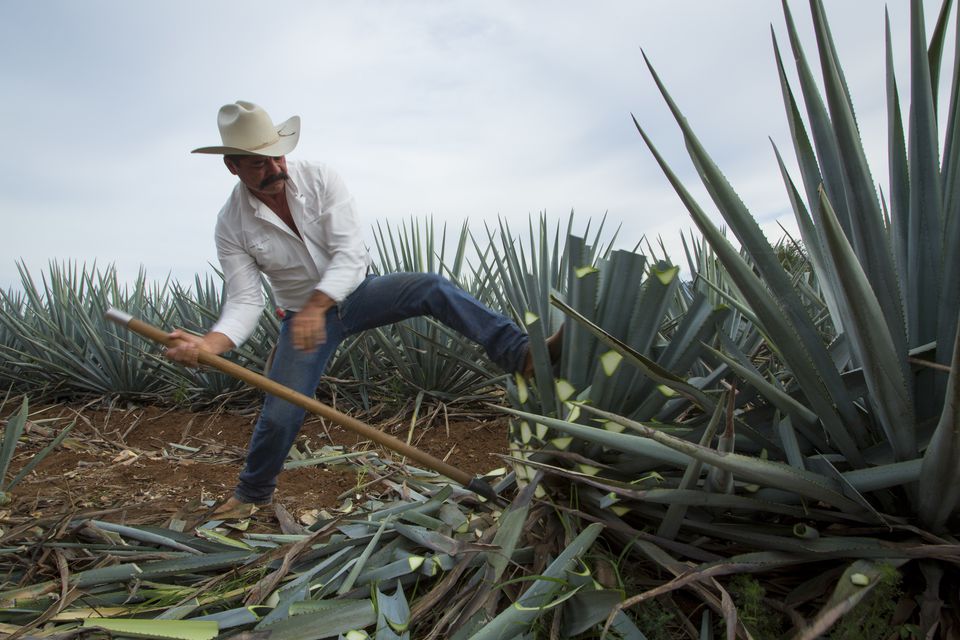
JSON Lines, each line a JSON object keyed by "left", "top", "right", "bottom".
{"left": 3, "top": 401, "right": 510, "bottom": 530}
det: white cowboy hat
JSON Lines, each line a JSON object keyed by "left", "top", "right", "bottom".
{"left": 192, "top": 101, "right": 300, "bottom": 156}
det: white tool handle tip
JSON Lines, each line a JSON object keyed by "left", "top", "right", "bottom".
{"left": 105, "top": 308, "right": 134, "bottom": 326}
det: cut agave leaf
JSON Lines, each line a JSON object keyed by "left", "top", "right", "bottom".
{"left": 468, "top": 523, "right": 603, "bottom": 639}
{"left": 263, "top": 599, "right": 376, "bottom": 640}
{"left": 81, "top": 619, "right": 218, "bottom": 640}
{"left": 375, "top": 581, "right": 411, "bottom": 640}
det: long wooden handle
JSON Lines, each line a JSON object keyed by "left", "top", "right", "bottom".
{"left": 104, "top": 308, "right": 475, "bottom": 488}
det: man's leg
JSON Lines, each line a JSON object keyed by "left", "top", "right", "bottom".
{"left": 233, "top": 307, "right": 345, "bottom": 505}
{"left": 339, "top": 273, "right": 529, "bottom": 372}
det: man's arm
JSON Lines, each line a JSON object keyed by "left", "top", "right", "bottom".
{"left": 164, "top": 209, "right": 262, "bottom": 367}
{"left": 291, "top": 289, "right": 336, "bottom": 352}
{"left": 165, "top": 330, "right": 236, "bottom": 367}
{"left": 312, "top": 167, "right": 370, "bottom": 303}
{"left": 169, "top": 289, "right": 334, "bottom": 358}
{"left": 208, "top": 215, "right": 266, "bottom": 347}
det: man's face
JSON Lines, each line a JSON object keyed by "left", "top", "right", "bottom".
{"left": 225, "top": 155, "right": 289, "bottom": 196}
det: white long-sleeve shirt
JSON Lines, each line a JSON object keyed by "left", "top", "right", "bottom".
{"left": 210, "top": 161, "right": 372, "bottom": 347}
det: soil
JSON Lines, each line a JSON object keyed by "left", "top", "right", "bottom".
{"left": 2, "top": 401, "right": 510, "bottom": 531}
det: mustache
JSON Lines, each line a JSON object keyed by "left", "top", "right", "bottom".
{"left": 259, "top": 172, "right": 290, "bottom": 189}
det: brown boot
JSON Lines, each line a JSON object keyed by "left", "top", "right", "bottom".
{"left": 521, "top": 324, "right": 565, "bottom": 378}
{"left": 211, "top": 495, "right": 264, "bottom": 520}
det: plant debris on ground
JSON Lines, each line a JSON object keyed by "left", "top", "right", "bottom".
{"left": 2, "top": 401, "right": 509, "bottom": 529}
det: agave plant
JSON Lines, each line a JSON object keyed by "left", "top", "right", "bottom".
{"left": 0, "top": 262, "right": 176, "bottom": 399}
{"left": 487, "top": 212, "right": 752, "bottom": 493}
{"left": 495, "top": 0, "right": 960, "bottom": 635}
{"left": 0, "top": 289, "right": 27, "bottom": 390}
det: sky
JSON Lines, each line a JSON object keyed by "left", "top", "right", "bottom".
{"left": 0, "top": 1, "right": 953, "bottom": 292}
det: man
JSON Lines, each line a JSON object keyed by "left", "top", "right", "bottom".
{"left": 166, "top": 101, "right": 543, "bottom": 513}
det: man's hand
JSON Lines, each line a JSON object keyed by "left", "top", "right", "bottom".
{"left": 292, "top": 291, "right": 335, "bottom": 351}
{"left": 164, "top": 330, "right": 234, "bottom": 367}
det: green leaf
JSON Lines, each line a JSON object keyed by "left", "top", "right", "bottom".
{"left": 778, "top": 0, "right": 854, "bottom": 240}
{"left": 926, "top": 0, "right": 956, "bottom": 106}
{"left": 355, "top": 556, "right": 425, "bottom": 588}
{"left": 657, "top": 399, "right": 724, "bottom": 539}
{"left": 264, "top": 599, "right": 376, "bottom": 640}
{"left": 375, "top": 582, "right": 411, "bottom": 640}
{"left": 918, "top": 322, "right": 960, "bottom": 530}
{"left": 0, "top": 397, "right": 29, "bottom": 487}
{"left": 256, "top": 547, "right": 355, "bottom": 628}
{"left": 707, "top": 343, "right": 823, "bottom": 450}
{"left": 192, "top": 606, "right": 264, "bottom": 630}
{"left": 632, "top": 109, "right": 863, "bottom": 466}
{"left": 485, "top": 477, "right": 536, "bottom": 584}
{"left": 5, "top": 416, "right": 77, "bottom": 492}
{"left": 501, "top": 404, "right": 865, "bottom": 515}
{"left": 549, "top": 294, "right": 714, "bottom": 412}
{"left": 194, "top": 528, "right": 253, "bottom": 550}
{"left": 88, "top": 521, "right": 203, "bottom": 555}
{"left": 468, "top": 523, "right": 603, "bottom": 639}
{"left": 884, "top": 10, "right": 910, "bottom": 297}
{"left": 81, "top": 619, "right": 218, "bottom": 640}
{"left": 806, "top": 1, "right": 908, "bottom": 349}
{"left": 818, "top": 189, "right": 916, "bottom": 460}
{"left": 905, "top": 0, "right": 944, "bottom": 350}
{"left": 337, "top": 518, "right": 390, "bottom": 596}
{"left": 936, "top": 2, "right": 960, "bottom": 375}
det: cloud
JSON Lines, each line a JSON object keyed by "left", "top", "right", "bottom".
{"left": 0, "top": 0, "right": 948, "bottom": 292}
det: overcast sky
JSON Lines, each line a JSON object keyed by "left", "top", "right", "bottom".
{"left": 0, "top": 1, "right": 952, "bottom": 292}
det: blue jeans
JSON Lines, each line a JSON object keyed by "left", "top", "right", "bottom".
{"left": 234, "top": 272, "right": 528, "bottom": 504}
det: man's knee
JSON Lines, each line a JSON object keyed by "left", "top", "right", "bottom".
{"left": 260, "top": 397, "right": 306, "bottom": 433}
{"left": 415, "top": 273, "right": 451, "bottom": 306}
{"left": 414, "top": 272, "right": 445, "bottom": 288}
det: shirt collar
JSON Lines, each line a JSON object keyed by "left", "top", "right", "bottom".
{"left": 285, "top": 171, "right": 303, "bottom": 199}
{"left": 239, "top": 173, "right": 303, "bottom": 216}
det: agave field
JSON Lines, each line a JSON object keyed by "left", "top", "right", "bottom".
{"left": 2, "top": 0, "right": 959, "bottom": 637}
